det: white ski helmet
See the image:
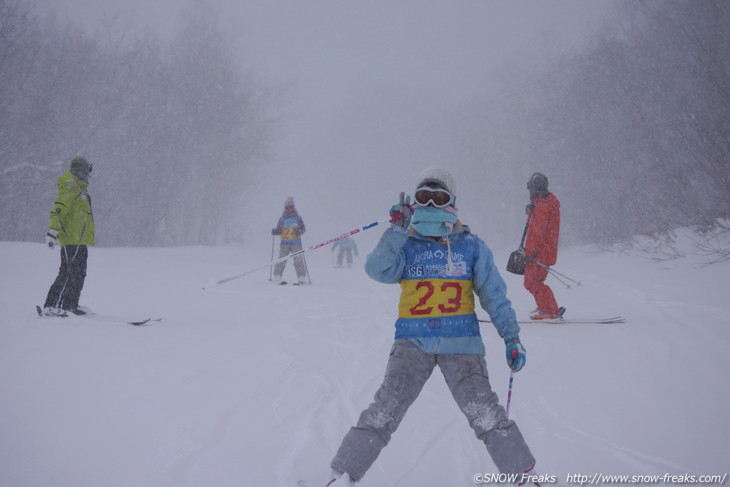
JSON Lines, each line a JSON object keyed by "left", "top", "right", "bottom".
{"left": 416, "top": 166, "right": 456, "bottom": 196}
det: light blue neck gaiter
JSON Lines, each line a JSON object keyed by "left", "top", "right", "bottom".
{"left": 410, "top": 206, "right": 457, "bottom": 237}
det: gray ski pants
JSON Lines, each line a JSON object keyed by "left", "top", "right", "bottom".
{"left": 331, "top": 339, "right": 535, "bottom": 482}
{"left": 273, "top": 241, "right": 306, "bottom": 279}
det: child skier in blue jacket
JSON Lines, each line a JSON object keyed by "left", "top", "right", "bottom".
{"left": 271, "top": 196, "right": 307, "bottom": 284}
{"left": 326, "top": 167, "right": 539, "bottom": 486}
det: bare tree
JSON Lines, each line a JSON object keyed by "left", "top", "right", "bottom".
{"left": 0, "top": 0, "right": 278, "bottom": 246}
{"left": 518, "top": 0, "right": 730, "bottom": 247}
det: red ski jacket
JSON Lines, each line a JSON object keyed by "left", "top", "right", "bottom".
{"left": 524, "top": 192, "right": 560, "bottom": 266}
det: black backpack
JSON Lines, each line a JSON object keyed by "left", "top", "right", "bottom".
{"left": 506, "top": 218, "right": 529, "bottom": 275}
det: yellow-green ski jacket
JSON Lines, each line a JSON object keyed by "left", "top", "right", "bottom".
{"left": 49, "top": 170, "right": 95, "bottom": 246}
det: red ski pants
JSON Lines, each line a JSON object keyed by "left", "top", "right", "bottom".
{"left": 524, "top": 261, "right": 558, "bottom": 315}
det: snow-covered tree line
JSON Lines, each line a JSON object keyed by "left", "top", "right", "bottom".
{"left": 439, "top": 0, "right": 729, "bottom": 250}
{"left": 0, "top": 0, "right": 277, "bottom": 246}
{"left": 523, "top": 0, "right": 730, "bottom": 244}
{"left": 368, "top": 0, "right": 729, "bottom": 252}
{"left": 2, "top": 0, "right": 727, "bottom": 250}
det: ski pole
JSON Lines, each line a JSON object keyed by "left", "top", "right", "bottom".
{"left": 301, "top": 253, "right": 312, "bottom": 284}
{"left": 505, "top": 372, "right": 514, "bottom": 419}
{"left": 269, "top": 234, "right": 276, "bottom": 281}
{"left": 505, "top": 349, "right": 519, "bottom": 419}
{"left": 525, "top": 256, "right": 581, "bottom": 288}
{"left": 545, "top": 266, "right": 581, "bottom": 287}
{"left": 546, "top": 269, "right": 572, "bottom": 289}
{"left": 204, "top": 218, "right": 390, "bottom": 289}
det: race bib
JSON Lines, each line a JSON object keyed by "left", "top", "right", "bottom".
{"left": 281, "top": 227, "right": 298, "bottom": 240}
{"left": 398, "top": 279, "right": 474, "bottom": 318}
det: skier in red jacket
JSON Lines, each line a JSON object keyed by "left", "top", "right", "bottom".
{"left": 523, "top": 172, "right": 563, "bottom": 320}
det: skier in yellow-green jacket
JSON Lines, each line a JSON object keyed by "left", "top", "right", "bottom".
{"left": 42, "top": 156, "right": 95, "bottom": 317}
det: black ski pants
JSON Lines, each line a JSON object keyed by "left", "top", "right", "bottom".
{"left": 44, "top": 245, "right": 88, "bottom": 311}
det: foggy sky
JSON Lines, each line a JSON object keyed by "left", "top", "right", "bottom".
{"left": 41, "top": 0, "right": 612, "bottom": 250}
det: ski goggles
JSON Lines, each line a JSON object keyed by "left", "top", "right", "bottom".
{"left": 414, "top": 186, "right": 454, "bottom": 208}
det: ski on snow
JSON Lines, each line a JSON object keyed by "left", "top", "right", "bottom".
{"left": 36, "top": 305, "right": 161, "bottom": 326}
{"left": 478, "top": 316, "right": 626, "bottom": 325}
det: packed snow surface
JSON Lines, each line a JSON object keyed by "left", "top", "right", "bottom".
{"left": 1, "top": 227, "right": 728, "bottom": 486}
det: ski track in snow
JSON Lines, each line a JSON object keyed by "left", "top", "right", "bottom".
{"left": 1, "top": 240, "right": 728, "bottom": 486}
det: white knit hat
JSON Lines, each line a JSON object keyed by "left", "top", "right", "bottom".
{"left": 416, "top": 166, "right": 456, "bottom": 196}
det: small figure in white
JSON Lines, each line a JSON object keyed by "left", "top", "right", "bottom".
{"left": 332, "top": 236, "right": 359, "bottom": 268}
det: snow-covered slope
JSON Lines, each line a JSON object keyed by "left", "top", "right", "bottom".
{"left": 1, "top": 230, "right": 727, "bottom": 487}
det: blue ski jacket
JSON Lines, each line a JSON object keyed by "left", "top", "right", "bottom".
{"left": 365, "top": 223, "right": 520, "bottom": 354}
{"left": 275, "top": 213, "right": 305, "bottom": 244}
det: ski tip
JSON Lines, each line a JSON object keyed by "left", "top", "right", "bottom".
{"left": 36, "top": 305, "right": 42, "bottom": 317}
{"left": 127, "top": 318, "right": 162, "bottom": 326}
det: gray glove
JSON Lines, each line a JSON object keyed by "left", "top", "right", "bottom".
{"left": 389, "top": 192, "right": 412, "bottom": 229}
{"left": 45, "top": 229, "right": 59, "bottom": 248}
